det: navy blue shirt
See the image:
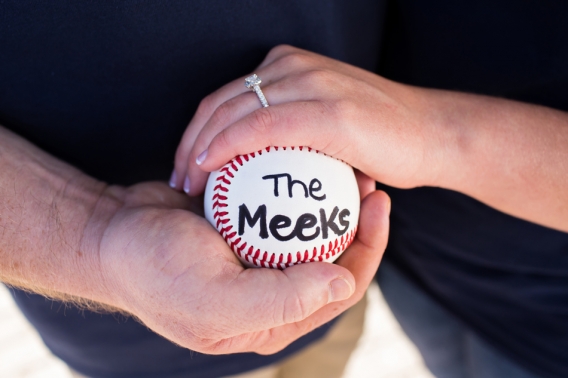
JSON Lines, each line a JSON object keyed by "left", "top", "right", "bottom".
{"left": 2, "top": 1, "right": 568, "bottom": 377}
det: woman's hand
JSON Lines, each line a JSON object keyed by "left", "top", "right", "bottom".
{"left": 171, "top": 45, "right": 449, "bottom": 196}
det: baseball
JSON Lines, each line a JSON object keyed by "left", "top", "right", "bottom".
{"left": 204, "top": 146, "right": 360, "bottom": 269}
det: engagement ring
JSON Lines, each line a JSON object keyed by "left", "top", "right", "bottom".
{"left": 245, "top": 74, "right": 269, "bottom": 108}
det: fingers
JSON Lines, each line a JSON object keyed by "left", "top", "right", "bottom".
{"left": 255, "top": 191, "right": 390, "bottom": 353}
{"left": 171, "top": 49, "right": 305, "bottom": 193}
{"left": 208, "top": 191, "right": 390, "bottom": 354}
{"left": 171, "top": 77, "right": 253, "bottom": 191}
{"left": 199, "top": 260, "right": 353, "bottom": 354}
{"left": 344, "top": 190, "right": 390, "bottom": 265}
{"left": 221, "top": 259, "right": 356, "bottom": 335}
{"left": 354, "top": 170, "right": 376, "bottom": 200}
{"left": 182, "top": 70, "right": 343, "bottom": 195}
{"left": 195, "top": 101, "right": 350, "bottom": 174}
{"left": 180, "top": 92, "right": 263, "bottom": 195}
{"left": 172, "top": 46, "right": 357, "bottom": 195}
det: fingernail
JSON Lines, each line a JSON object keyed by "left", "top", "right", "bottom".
{"left": 169, "top": 170, "right": 177, "bottom": 189}
{"left": 196, "top": 149, "right": 208, "bottom": 166}
{"left": 183, "top": 175, "right": 191, "bottom": 194}
{"left": 328, "top": 277, "right": 353, "bottom": 303}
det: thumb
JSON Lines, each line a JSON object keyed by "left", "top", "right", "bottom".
{"left": 222, "top": 190, "right": 390, "bottom": 338}
{"left": 234, "top": 189, "right": 392, "bottom": 355}
{"left": 224, "top": 261, "right": 355, "bottom": 334}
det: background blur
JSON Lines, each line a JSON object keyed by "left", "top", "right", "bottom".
{"left": 0, "top": 282, "right": 432, "bottom": 378}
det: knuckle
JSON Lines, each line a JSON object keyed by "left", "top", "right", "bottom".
{"left": 301, "top": 68, "right": 335, "bottom": 87}
{"left": 213, "top": 127, "right": 233, "bottom": 153}
{"left": 248, "top": 108, "right": 275, "bottom": 134}
{"left": 208, "top": 99, "right": 234, "bottom": 128}
{"left": 270, "top": 44, "right": 296, "bottom": 56}
{"left": 196, "top": 95, "right": 215, "bottom": 119}
{"left": 281, "top": 293, "right": 309, "bottom": 324}
{"left": 332, "top": 97, "right": 359, "bottom": 118}
{"left": 263, "top": 45, "right": 297, "bottom": 68}
{"left": 277, "top": 51, "right": 315, "bottom": 70}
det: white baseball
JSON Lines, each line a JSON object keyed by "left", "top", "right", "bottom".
{"left": 204, "top": 146, "right": 360, "bottom": 269}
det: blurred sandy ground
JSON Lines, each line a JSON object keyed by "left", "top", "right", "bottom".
{"left": 0, "top": 282, "right": 432, "bottom": 378}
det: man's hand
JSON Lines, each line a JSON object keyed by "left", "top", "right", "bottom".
{"left": 89, "top": 181, "right": 389, "bottom": 354}
{"left": 0, "top": 125, "right": 389, "bottom": 355}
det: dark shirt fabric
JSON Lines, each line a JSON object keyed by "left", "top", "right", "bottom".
{"left": 2, "top": 1, "right": 568, "bottom": 378}
{"left": 0, "top": 1, "right": 384, "bottom": 377}
{"left": 377, "top": 1, "right": 568, "bottom": 377}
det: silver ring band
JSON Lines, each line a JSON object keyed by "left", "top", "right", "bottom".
{"left": 245, "top": 74, "right": 269, "bottom": 108}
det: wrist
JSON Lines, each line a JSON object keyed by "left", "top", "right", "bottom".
{"left": 361, "top": 79, "right": 460, "bottom": 189}
{"left": 410, "top": 86, "right": 466, "bottom": 189}
{"left": 78, "top": 184, "right": 126, "bottom": 307}
{"left": 0, "top": 126, "right": 129, "bottom": 308}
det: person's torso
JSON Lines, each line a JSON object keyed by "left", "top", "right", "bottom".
{"left": 378, "top": 1, "right": 568, "bottom": 376}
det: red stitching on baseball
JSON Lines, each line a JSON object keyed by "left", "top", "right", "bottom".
{"left": 211, "top": 146, "right": 357, "bottom": 269}
{"left": 218, "top": 177, "right": 231, "bottom": 185}
{"left": 213, "top": 184, "right": 228, "bottom": 192}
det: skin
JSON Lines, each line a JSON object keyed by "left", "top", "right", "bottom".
{"left": 173, "top": 44, "right": 568, "bottom": 234}
{"left": 0, "top": 124, "right": 390, "bottom": 355}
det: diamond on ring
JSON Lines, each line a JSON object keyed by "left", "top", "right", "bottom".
{"left": 245, "top": 74, "right": 269, "bottom": 108}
